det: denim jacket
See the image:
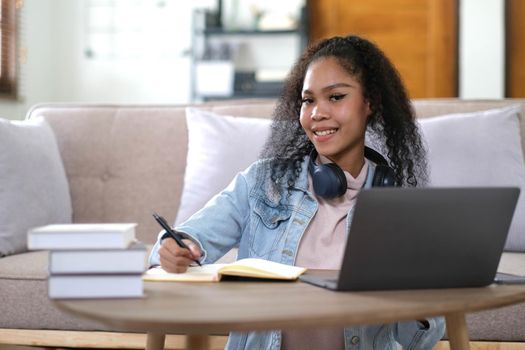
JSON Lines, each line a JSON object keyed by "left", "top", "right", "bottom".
{"left": 149, "top": 156, "right": 445, "bottom": 350}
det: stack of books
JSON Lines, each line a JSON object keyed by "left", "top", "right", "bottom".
{"left": 27, "top": 223, "right": 145, "bottom": 299}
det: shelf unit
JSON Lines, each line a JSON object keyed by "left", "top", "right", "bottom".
{"left": 191, "top": 6, "right": 308, "bottom": 101}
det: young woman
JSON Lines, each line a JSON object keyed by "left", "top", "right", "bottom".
{"left": 149, "top": 35, "right": 445, "bottom": 349}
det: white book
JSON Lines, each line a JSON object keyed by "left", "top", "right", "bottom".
{"left": 49, "top": 242, "right": 147, "bottom": 274}
{"left": 48, "top": 274, "right": 143, "bottom": 299}
{"left": 27, "top": 223, "right": 137, "bottom": 250}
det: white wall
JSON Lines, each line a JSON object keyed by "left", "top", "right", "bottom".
{"left": 459, "top": 0, "right": 505, "bottom": 99}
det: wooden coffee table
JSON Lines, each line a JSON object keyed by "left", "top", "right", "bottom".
{"left": 54, "top": 280, "right": 525, "bottom": 350}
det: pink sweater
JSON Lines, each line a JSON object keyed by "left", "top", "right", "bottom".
{"left": 281, "top": 157, "right": 369, "bottom": 350}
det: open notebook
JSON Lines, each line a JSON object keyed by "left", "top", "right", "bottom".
{"left": 143, "top": 258, "right": 306, "bottom": 282}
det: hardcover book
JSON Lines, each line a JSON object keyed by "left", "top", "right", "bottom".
{"left": 49, "top": 242, "right": 146, "bottom": 274}
{"left": 48, "top": 274, "right": 143, "bottom": 299}
{"left": 27, "top": 223, "right": 137, "bottom": 250}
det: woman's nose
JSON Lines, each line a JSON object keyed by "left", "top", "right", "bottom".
{"left": 311, "top": 103, "right": 328, "bottom": 121}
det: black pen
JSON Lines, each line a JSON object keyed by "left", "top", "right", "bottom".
{"left": 152, "top": 212, "right": 202, "bottom": 266}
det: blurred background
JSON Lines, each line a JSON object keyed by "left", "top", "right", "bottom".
{"left": 0, "top": 0, "right": 522, "bottom": 120}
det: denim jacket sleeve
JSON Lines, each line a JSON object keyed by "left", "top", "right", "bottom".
{"left": 149, "top": 163, "right": 257, "bottom": 266}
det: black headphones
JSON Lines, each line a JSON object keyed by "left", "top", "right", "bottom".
{"left": 308, "top": 146, "right": 396, "bottom": 199}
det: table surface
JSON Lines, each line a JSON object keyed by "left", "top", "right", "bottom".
{"left": 54, "top": 279, "right": 525, "bottom": 335}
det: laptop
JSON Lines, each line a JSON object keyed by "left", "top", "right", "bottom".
{"left": 299, "top": 187, "right": 520, "bottom": 291}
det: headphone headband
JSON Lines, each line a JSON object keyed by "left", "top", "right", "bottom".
{"left": 364, "top": 147, "right": 388, "bottom": 166}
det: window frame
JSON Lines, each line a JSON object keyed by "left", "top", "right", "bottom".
{"left": 0, "top": 0, "right": 17, "bottom": 96}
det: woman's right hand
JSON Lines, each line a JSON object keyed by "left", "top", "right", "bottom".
{"left": 158, "top": 238, "right": 203, "bottom": 273}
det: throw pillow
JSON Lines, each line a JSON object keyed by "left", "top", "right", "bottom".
{"left": 175, "top": 108, "right": 271, "bottom": 225}
{"left": 0, "top": 116, "right": 72, "bottom": 256}
{"left": 418, "top": 104, "right": 525, "bottom": 251}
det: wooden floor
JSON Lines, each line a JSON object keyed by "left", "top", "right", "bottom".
{"left": 435, "top": 341, "right": 525, "bottom": 350}
{"left": 0, "top": 330, "right": 228, "bottom": 350}
{"left": 1, "top": 332, "right": 525, "bottom": 350}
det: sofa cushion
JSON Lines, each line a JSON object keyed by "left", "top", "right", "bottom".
{"left": 467, "top": 252, "right": 525, "bottom": 342}
{"left": 0, "top": 250, "right": 49, "bottom": 280}
{"left": 413, "top": 99, "right": 525, "bottom": 155}
{"left": 419, "top": 105, "right": 525, "bottom": 251}
{"left": 0, "top": 251, "right": 118, "bottom": 331}
{"left": 0, "top": 117, "right": 72, "bottom": 257}
{"left": 0, "top": 246, "right": 152, "bottom": 331}
{"left": 175, "top": 108, "right": 272, "bottom": 225}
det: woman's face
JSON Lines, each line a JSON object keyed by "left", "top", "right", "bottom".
{"left": 300, "top": 56, "right": 371, "bottom": 173}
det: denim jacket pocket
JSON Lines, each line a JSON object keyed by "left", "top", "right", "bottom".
{"left": 249, "top": 199, "right": 292, "bottom": 258}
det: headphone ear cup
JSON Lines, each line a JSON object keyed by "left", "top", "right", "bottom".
{"left": 372, "top": 165, "right": 396, "bottom": 187}
{"left": 365, "top": 146, "right": 397, "bottom": 187}
{"left": 311, "top": 163, "right": 347, "bottom": 199}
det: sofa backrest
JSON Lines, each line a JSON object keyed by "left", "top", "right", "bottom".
{"left": 27, "top": 100, "right": 275, "bottom": 243}
{"left": 27, "top": 99, "right": 525, "bottom": 243}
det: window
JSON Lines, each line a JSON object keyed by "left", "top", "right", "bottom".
{"left": 85, "top": 0, "right": 177, "bottom": 60}
{"left": 0, "top": 0, "right": 16, "bottom": 95}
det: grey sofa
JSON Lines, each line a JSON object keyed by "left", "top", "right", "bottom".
{"left": 1, "top": 99, "right": 524, "bottom": 350}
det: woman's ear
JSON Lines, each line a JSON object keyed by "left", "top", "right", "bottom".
{"left": 365, "top": 100, "right": 373, "bottom": 119}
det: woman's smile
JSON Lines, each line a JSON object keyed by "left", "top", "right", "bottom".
{"left": 312, "top": 127, "right": 338, "bottom": 139}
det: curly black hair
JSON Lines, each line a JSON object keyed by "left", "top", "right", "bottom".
{"left": 260, "top": 34, "right": 428, "bottom": 189}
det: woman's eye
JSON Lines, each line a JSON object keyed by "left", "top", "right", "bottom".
{"left": 330, "top": 94, "right": 346, "bottom": 101}
{"left": 301, "top": 97, "right": 313, "bottom": 105}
